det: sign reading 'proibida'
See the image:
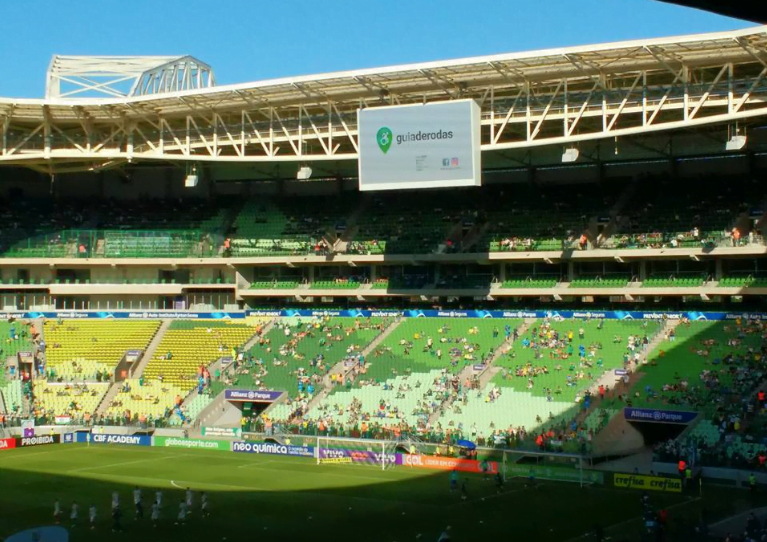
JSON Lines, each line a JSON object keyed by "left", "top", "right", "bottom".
{"left": 18, "top": 434, "right": 60, "bottom": 447}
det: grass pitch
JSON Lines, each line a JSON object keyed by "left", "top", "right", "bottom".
{"left": 0, "top": 444, "right": 758, "bottom": 541}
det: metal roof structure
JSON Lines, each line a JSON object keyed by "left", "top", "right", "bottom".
{"left": 48, "top": 56, "right": 173, "bottom": 98}
{"left": 658, "top": 1, "right": 767, "bottom": 24}
{"left": 45, "top": 55, "right": 216, "bottom": 100}
{"left": 2, "top": 26, "right": 767, "bottom": 172}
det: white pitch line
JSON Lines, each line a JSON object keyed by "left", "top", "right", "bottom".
{"left": 237, "top": 462, "right": 394, "bottom": 482}
{"left": 67, "top": 453, "right": 182, "bottom": 473}
{"left": 0, "top": 445, "right": 93, "bottom": 461}
{"left": 95, "top": 472, "right": 435, "bottom": 508}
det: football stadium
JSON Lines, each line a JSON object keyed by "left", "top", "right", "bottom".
{"left": 2, "top": 3, "right": 767, "bottom": 541}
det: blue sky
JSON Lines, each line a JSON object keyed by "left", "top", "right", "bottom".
{"left": 0, "top": 0, "right": 752, "bottom": 98}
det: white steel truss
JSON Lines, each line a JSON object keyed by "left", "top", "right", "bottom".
{"left": 45, "top": 55, "right": 215, "bottom": 99}
{"left": 2, "top": 27, "right": 765, "bottom": 172}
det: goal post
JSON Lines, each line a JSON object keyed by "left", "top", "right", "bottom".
{"left": 494, "top": 448, "right": 594, "bottom": 487}
{"left": 315, "top": 436, "right": 398, "bottom": 471}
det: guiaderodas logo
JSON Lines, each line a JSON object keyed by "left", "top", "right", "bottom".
{"left": 376, "top": 125, "right": 455, "bottom": 154}
{"left": 376, "top": 127, "right": 392, "bottom": 154}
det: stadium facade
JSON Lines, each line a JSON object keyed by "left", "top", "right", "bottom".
{"left": 0, "top": 27, "right": 766, "bottom": 311}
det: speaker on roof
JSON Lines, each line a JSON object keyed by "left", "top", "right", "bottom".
{"left": 561, "top": 148, "right": 579, "bottom": 163}
{"left": 297, "top": 166, "right": 312, "bottom": 180}
{"left": 725, "top": 135, "right": 747, "bottom": 151}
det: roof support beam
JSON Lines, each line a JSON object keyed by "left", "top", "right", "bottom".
{"left": 567, "top": 80, "right": 600, "bottom": 137}
{"left": 688, "top": 64, "right": 729, "bottom": 120}
{"left": 492, "top": 89, "right": 524, "bottom": 144}
{"left": 607, "top": 72, "right": 642, "bottom": 131}
{"left": 530, "top": 80, "right": 563, "bottom": 140}
{"left": 734, "top": 67, "right": 767, "bottom": 113}
{"left": 647, "top": 67, "right": 685, "bottom": 126}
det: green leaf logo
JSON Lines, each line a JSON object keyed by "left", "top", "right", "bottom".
{"left": 376, "top": 127, "right": 393, "bottom": 154}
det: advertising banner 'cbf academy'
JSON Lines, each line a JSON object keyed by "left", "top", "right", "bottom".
{"left": 358, "top": 100, "right": 482, "bottom": 192}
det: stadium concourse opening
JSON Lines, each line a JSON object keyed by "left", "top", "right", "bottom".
{"left": 624, "top": 415, "right": 689, "bottom": 448}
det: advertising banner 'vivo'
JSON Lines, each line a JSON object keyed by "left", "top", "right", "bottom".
{"left": 317, "top": 447, "right": 398, "bottom": 466}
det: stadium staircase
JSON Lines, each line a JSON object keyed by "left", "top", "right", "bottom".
{"left": 92, "top": 319, "right": 170, "bottom": 417}
{"left": 334, "top": 195, "right": 371, "bottom": 253}
{"left": 127, "top": 320, "right": 171, "bottom": 379}
{"left": 459, "top": 223, "right": 489, "bottom": 253}
{"left": 180, "top": 319, "right": 278, "bottom": 426}
{"left": 573, "top": 318, "right": 675, "bottom": 425}
{"left": 428, "top": 318, "right": 534, "bottom": 425}
{"left": 237, "top": 318, "right": 278, "bottom": 355}
{"left": 21, "top": 394, "right": 30, "bottom": 418}
{"left": 590, "top": 319, "right": 681, "bottom": 455}
{"left": 93, "top": 383, "right": 121, "bottom": 417}
{"left": 206, "top": 316, "right": 278, "bottom": 384}
{"left": 189, "top": 393, "right": 228, "bottom": 432}
{"left": 596, "top": 178, "right": 639, "bottom": 246}
{"left": 303, "top": 317, "right": 404, "bottom": 414}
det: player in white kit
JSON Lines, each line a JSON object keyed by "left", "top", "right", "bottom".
{"left": 151, "top": 501, "right": 160, "bottom": 527}
{"left": 133, "top": 487, "right": 141, "bottom": 505}
{"left": 89, "top": 504, "right": 97, "bottom": 530}
{"left": 201, "top": 492, "right": 209, "bottom": 517}
{"left": 155, "top": 490, "right": 163, "bottom": 508}
{"left": 53, "top": 499, "right": 62, "bottom": 523}
{"left": 111, "top": 491, "right": 119, "bottom": 511}
{"left": 70, "top": 502, "right": 79, "bottom": 525}
{"left": 176, "top": 499, "right": 187, "bottom": 525}
{"left": 185, "top": 488, "right": 193, "bottom": 509}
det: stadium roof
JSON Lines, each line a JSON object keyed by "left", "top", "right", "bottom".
{"left": 45, "top": 55, "right": 216, "bottom": 99}
{"left": 3, "top": 25, "right": 767, "bottom": 174}
{"left": 2, "top": 25, "right": 767, "bottom": 122}
{"left": 659, "top": 1, "right": 767, "bottom": 24}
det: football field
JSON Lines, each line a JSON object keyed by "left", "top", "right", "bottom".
{"left": 0, "top": 444, "right": 758, "bottom": 541}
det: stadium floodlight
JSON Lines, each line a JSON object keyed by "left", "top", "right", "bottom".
{"left": 725, "top": 135, "right": 747, "bottom": 151}
{"left": 297, "top": 166, "right": 313, "bottom": 180}
{"left": 561, "top": 148, "right": 579, "bottom": 163}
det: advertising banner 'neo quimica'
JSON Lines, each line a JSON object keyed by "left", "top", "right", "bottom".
{"left": 358, "top": 100, "right": 482, "bottom": 191}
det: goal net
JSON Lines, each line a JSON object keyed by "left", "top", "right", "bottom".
{"left": 316, "top": 436, "right": 398, "bottom": 470}
{"left": 496, "top": 448, "right": 595, "bottom": 487}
